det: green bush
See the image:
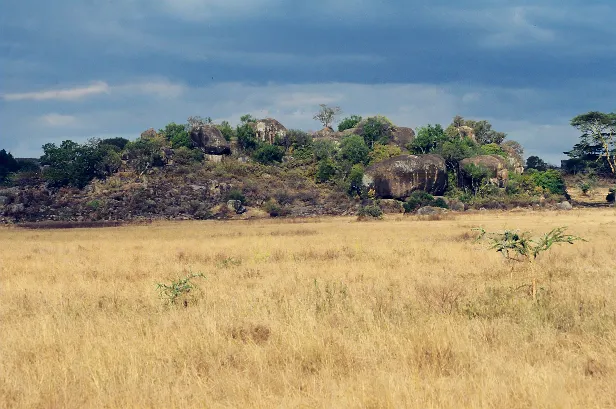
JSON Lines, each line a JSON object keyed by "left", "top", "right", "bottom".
{"left": 357, "top": 203, "right": 383, "bottom": 219}
{"left": 0, "top": 149, "right": 20, "bottom": 185}
{"left": 124, "top": 137, "right": 166, "bottom": 173}
{"left": 252, "top": 144, "right": 284, "bottom": 165}
{"left": 226, "top": 189, "right": 246, "bottom": 204}
{"left": 161, "top": 123, "right": 192, "bottom": 149}
{"left": 339, "top": 135, "right": 369, "bottom": 165}
{"left": 216, "top": 121, "right": 236, "bottom": 141}
{"left": 359, "top": 116, "right": 395, "bottom": 148}
{"left": 236, "top": 123, "right": 259, "bottom": 151}
{"left": 480, "top": 143, "right": 507, "bottom": 157}
{"left": 462, "top": 163, "right": 491, "bottom": 195}
{"left": 338, "top": 115, "right": 362, "bottom": 132}
{"left": 368, "top": 143, "right": 402, "bottom": 165}
{"left": 347, "top": 164, "right": 364, "bottom": 197}
{"left": 173, "top": 146, "right": 203, "bottom": 165}
{"left": 316, "top": 158, "right": 337, "bottom": 183}
{"left": 530, "top": 169, "right": 566, "bottom": 195}
{"left": 403, "top": 191, "right": 438, "bottom": 213}
{"left": 312, "top": 139, "right": 337, "bottom": 161}
{"left": 409, "top": 124, "right": 448, "bottom": 154}
{"left": 275, "top": 129, "right": 312, "bottom": 151}
{"left": 432, "top": 197, "right": 449, "bottom": 208}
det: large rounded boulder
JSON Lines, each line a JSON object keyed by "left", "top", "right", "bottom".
{"left": 460, "top": 155, "right": 509, "bottom": 187}
{"left": 363, "top": 154, "right": 447, "bottom": 199}
{"left": 250, "top": 118, "right": 287, "bottom": 144}
{"left": 190, "top": 125, "right": 231, "bottom": 155}
{"left": 391, "top": 126, "right": 415, "bottom": 150}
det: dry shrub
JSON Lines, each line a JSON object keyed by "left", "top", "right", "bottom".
{"left": 229, "top": 324, "right": 271, "bottom": 345}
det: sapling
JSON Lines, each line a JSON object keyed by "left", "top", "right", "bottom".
{"left": 156, "top": 273, "right": 205, "bottom": 306}
{"left": 473, "top": 227, "right": 585, "bottom": 299}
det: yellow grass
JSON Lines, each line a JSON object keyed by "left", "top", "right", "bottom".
{"left": 1, "top": 209, "right": 616, "bottom": 408}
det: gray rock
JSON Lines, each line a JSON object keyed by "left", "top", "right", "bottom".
{"left": 0, "top": 196, "right": 8, "bottom": 206}
{"left": 448, "top": 200, "right": 465, "bottom": 212}
{"left": 417, "top": 206, "right": 447, "bottom": 216}
{"left": 363, "top": 154, "right": 448, "bottom": 199}
{"left": 190, "top": 125, "right": 231, "bottom": 155}
{"left": 556, "top": 201, "right": 573, "bottom": 210}
{"left": 460, "top": 155, "right": 509, "bottom": 188}
{"left": 227, "top": 200, "right": 246, "bottom": 214}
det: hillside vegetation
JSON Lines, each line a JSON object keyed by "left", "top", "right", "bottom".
{"left": 1, "top": 109, "right": 614, "bottom": 223}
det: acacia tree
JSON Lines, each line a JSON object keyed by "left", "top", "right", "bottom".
{"left": 570, "top": 111, "right": 616, "bottom": 174}
{"left": 313, "top": 104, "right": 342, "bottom": 129}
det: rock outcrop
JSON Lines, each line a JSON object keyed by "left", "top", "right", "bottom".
{"left": 391, "top": 127, "right": 415, "bottom": 150}
{"left": 190, "top": 125, "right": 231, "bottom": 155}
{"left": 363, "top": 154, "right": 448, "bottom": 199}
{"left": 460, "top": 155, "right": 509, "bottom": 187}
{"left": 250, "top": 118, "right": 287, "bottom": 144}
{"left": 140, "top": 128, "right": 158, "bottom": 139}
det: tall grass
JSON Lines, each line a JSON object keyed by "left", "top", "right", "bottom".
{"left": 1, "top": 209, "right": 615, "bottom": 408}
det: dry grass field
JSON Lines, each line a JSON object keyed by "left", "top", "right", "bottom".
{"left": 1, "top": 209, "right": 616, "bottom": 408}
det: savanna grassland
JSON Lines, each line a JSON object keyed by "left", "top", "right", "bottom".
{"left": 1, "top": 210, "right": 616, "bottom": 409}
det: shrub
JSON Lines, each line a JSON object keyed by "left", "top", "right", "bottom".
{"left": 357, "top": 203, "right": 383, "bottom": 219}
{"left": 236, "top": 123, "right": 259, "bottom": 151}
{"left": 252, "top": 144, "right": 284, "bottom": 165}
{"left": 263, "top": 199, "right": 285, "bottom": 217}
{"left": 402, "top": 191, "right": 448, "bottom": 213}
{"left": 368, "top": 143, "right": 402, "bottom": 165}
{"left": 530, "top": 169, "right": 566, "bottom": 195}
{"left": 339, "top": 135, "right": 369, "bottom": 165}
{"left": 359, "top": 116, "right": 395, "bottom": 148}
{"left": 173, "top": 146, "right": 203, "bottom": 165}
{"left": 347, "top": 164, "right": 364, "bottom": 197}
{"left": 312, "top": 139, "right": 337, "bottom": 161}
{"left": 409, "top": 124, "right": 448, "bottom": 154}
{"left": 462, "top": 163, "right": 491, "bottom": 195}
{"left": 161, "top": 123, "right": 192, "bottom": 149}
{"left": 216, "top": 121, "right": 236, "bottom": 141}
{"left": 226, "top": 189, "right": 246, "bottom": 204}
{"left": 480, "top": 143, "right": 507, "bottom": 157}
{"left": 316, "top": 158, "right": 337, "bottom": 183}
{"left": 156, "top": 273, "right": 205, "bottom": 307}
{"left": 275, "top": 129, "right": 312, "bottom": 151}
{"left": 338, "top": 115, "right": 362, "bottom": 132}
{"left": 124, "top": 137, "right": 166, "bottom": 173}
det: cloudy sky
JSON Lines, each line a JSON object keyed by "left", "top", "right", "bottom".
{"left": 1, "top": 0, "right": 614, "bottom": 163}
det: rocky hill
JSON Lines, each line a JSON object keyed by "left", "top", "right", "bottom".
{"left": 0, "top": 113, "right": 583, "bottom": 224}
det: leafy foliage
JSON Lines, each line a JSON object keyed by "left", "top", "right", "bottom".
{"left": 216, "top": 121, "right": 236, "bottom": 142}
{"left": 275, "top": 129, "right": 312, "bottom": 151}
{"left": 316, "top": 158, "right": 337, "bottom": 183}
{"left": 339, "top": 135, "right": 369, "bottom": 165}
{"left": 312, "top": 139, "right": 337, "bottom": 161}
{"left": 236, "top": 123, "right": 259, "bottom": 151}
{"left": 526, "top": 155, "right": 548, "bottom": 171}
{"left": 368, "top": 143, "right": 402, "bottom": 165}
{"left": 409, "top": 124, "right": 448, "bottom": 154}
{"left": 347, "top": 164, "right": 364, "bottom": 197}
{"left": 252, "top": 144, "right": 284, "bottom": 165}
{"left": 359, "top": 116, "right": 395, "bottom": 148}
{"left": 528, "top": 169, "right": 566, "bottom": 195}
{"left": 337, "top": 115, "right": 362, "bottom": 132}
{"left": 569, "top": 111, "right": 616, "bottom": 174}
{"left": 156, "top": 273, "right": 205, "bottom": 306}
{"left": 357, "top": 203, "right": 383, "bottom": 219}
{"left": 462, "top": 163, "right": 491, "bottom": 195}
{"left": 124, "top": 137, "right": 166, "bottom": 174}
{"left": 160, "top": 122, "right": 192, "bottom": 149}
{"left": 403, "top": 191, "right": 449, "bottom": 213}
{"left": 473, "top": 227, "right": 585, "bottom": 262}
{"left": 0, "top": 149, "right": 20, "bottom": 184}
{"left": 40, "top": 139, "right": 122, "bottom": 188}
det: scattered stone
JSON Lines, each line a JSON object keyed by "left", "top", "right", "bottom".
{"left": 556, "top": 201, "right": 573, "bottom": 211}
{"left": 227, "top": 200, "right": 246, "bottom": 214}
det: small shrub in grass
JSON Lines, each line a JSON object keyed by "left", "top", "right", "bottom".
{"left": 156, "top": 273, "right": 205, "bottom": 307}
{"left": 357, "top": 203, "right": 383, "bottom": 220}
{"left": 403, "top": 191, "right": 449, "bottom": 213}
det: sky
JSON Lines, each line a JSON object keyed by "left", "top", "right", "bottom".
{"left": 1, "top": 0, "right": 615, "bottom": 164}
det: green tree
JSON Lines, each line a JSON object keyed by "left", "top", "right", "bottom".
{"left": 437, "top": 138, "right": 479, "bottom": 170}
{"left": 0, "top": 149, "right": 20, "bottom": 184}
{"left": 570, "top": 111, "right": 616, "bottom": 174}
{"left": 360, "top": 116, "right": 395, "bottom": 148}
{"left": 526, "top": 155, "right": 548, "bottom": 171}
{"left": 530, "top": 169, "right": 566, "bottom": 195}
{"left": 216, "top": 121, "right": 236, "bottom": 142}
{"left": 240, "top": 114, "right": 257, "bottom": 124}
{"left": 236, "top": 123, "right": 259, "bottom": 151}
{"left": 313, "top": 104, "right": 342, "bottom": 129}
{"left": 338, "top": 115, "right": 362, "bottom": 132}
{"left": 462, "top": 163, "right": 491, "bottom": 195}
{"left": 275, "top": 129, "right": 312, "bottom": 151}
{"left": 339, "top": 135, "right": 369, "bottom": 165}
{"left": 124, "top": 137, "right": 166, "bottom": 173}
{"left": 160, "top": 122, "right": 192, "bottom": 149}
{"left": 40, "top": 139, "right": 118, "bottom": 188}
{"left": 409, "top": 124, "right": 448, "bottom": 154}
{"left": 100, "top": 137, "right": 130, "bottom": 150}
{"left": 312, "top": 139, "right": 337, "bottom": 161}
{"left": 316, "top": 158, "right": 337, "bottom": 183}
{"left": 347, "top": 164, "right": 364, "bottom": 197}
{"left": 480, "top": 143, "right": 507, "bottom": 157}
